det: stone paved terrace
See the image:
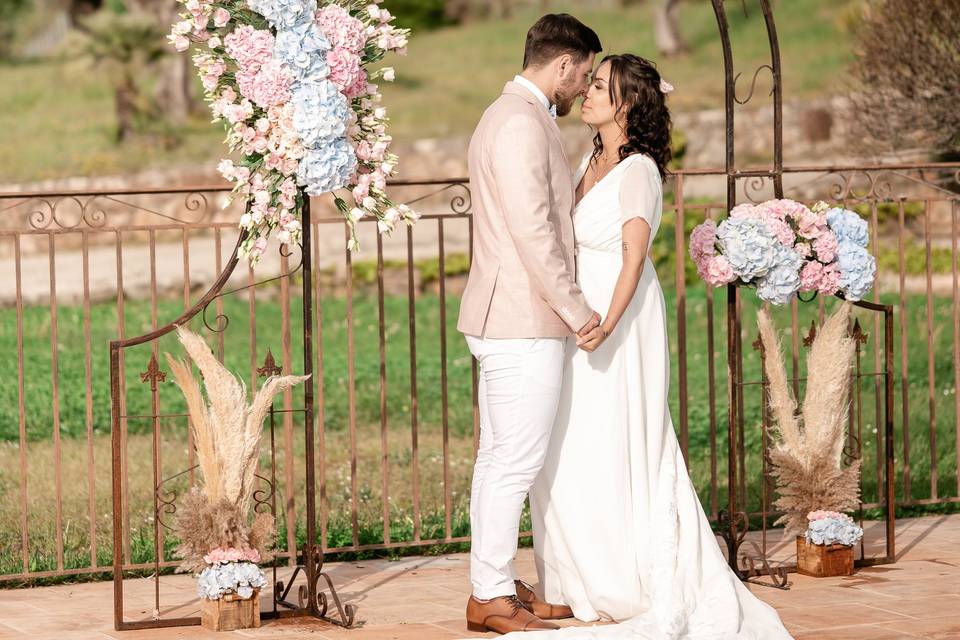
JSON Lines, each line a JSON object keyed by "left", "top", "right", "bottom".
{"left": 3, "top": 514, "right": 960, "bottom": 640}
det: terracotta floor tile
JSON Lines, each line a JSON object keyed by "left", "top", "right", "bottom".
{"left": 877, "top": 616, "right": 960, "bottom": 639}
{"left": 777, "top": 602, "right": 913, "bottom": 630}
{"left": 794, "top": 623, "right": 921, "bottom": 639}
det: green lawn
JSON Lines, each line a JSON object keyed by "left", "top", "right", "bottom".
{"left": 0, "top": 0, "right": 858, "bottom": 183}
{"left": 0, "top": 277, "right": 957, "bottom": 579}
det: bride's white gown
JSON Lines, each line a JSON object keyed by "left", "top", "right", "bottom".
{"left": 513, "top": 153, "right": 794, "bottom": 639}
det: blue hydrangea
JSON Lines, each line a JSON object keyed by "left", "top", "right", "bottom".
{"left": 291, "top": 79, "right": 350, "bottom": 148}
{"left": 297, "top": 137, "right": 357, "bottom": 195}
{"left": 275, "top": 22, "right": 330, "bottom": 84}
{"left": 248, "top": 0, "right": 317, "bottom": 29}
{"left": 806, "top": 517, "right": 864, "bottom": 546}
{"left": 826, "top": 207, "right": 869, "bottom": 248}
{"left": 836, "top": 240, "right": 876, "bottom": 301}
{"left": 196, "top": 561, "right": 267, "bottom": 601}
{"left": 756, "top": 244, "right": 803, "bottom": 305}
{"left": 716, "top": 216, "right": 780, "bottom": 283}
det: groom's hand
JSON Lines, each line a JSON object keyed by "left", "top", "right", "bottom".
{"left": 576, "top": 311, "right": 601, "bottom": 344}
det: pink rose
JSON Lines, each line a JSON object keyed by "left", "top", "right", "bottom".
{"left": 281, "top": 157, "right": 299, "bottom": 176}
{"left": 213, "top": 8, "right": 230, "bottom": 28}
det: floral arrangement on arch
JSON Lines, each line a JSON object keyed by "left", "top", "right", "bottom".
{"left": 689, "top": 199, "right": 877, "bottom": 305}
{"left": 165, "top": 326, "right": 309, "bottom": 600}
{"left": 169, "top": 0, "right": 419, "bottom": 264}
{"left": 805, "top": 510, "right": 864, "bottom": 547}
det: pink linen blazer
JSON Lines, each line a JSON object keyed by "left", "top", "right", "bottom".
{"left": 457, "top": 81, "right": 593, "bottom": 339}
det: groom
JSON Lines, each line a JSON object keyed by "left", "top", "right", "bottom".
{"left": 457, "top": 13, "right": 602, "bottom": 635}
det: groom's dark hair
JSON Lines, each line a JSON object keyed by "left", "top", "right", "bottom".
{"left": 522, "top": 14, "right": 602, "bottom": 69}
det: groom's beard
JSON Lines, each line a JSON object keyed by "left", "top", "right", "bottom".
{"left": 552, "top": 89, "right": 579, "bottom": 118}
{"left": 553, "top": 78, "right": 583, "bottom": 118}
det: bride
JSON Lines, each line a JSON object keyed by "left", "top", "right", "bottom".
{"left": 520, "top": 54, "right": 794, "bottom": 639}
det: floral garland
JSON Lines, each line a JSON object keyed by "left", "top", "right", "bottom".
{"left": 689, "top": 200, "right": 877, "bottom": 305}
{"left": 169, "top": 0, "right": 418, "bottom": 264}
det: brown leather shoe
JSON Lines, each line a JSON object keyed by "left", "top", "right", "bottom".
{"left": 466, "top": 595, "right": 560, "bottom": 634}
{"left": 515, "top": 580, "right": 574, "bottom": 620}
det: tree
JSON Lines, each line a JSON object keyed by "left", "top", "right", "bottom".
{"left": 848, "top": 0, "right": 960, "bottom": 156}
{"left": 123, "top": 0, "right": 194, "bottom": 123}
{"left": 75, "top": 9, "right": 167, "bottom": 141}
{"left": 654, "top": 0, "right": 688, "bottom": 58}
{"left": 0, "top": 0, "right": 33, "bottom": 59}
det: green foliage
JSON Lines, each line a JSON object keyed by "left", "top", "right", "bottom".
{"left": 382, "top": 0, "right": 452, "bottom": 32}
{"left": 878, "top": 242, "right": 956, "bottom": 276}
{"left": 0, "top": 0, "right": 32, "bottom": 59}
{"left": 850, "top": 201, "right": 924, "bottom": 225}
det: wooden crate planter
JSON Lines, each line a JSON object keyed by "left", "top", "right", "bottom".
{"left": 200, "top": 589, "right": 261, "bottom": 631}
{"left": 796, "top": 535, "right": 854, "bottom": 577}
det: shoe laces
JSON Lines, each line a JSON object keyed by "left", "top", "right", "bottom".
{"left": 503, "top": 595, "right": 525, "bottom": 613}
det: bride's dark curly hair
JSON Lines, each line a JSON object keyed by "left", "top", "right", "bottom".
{"left": 590, "top": 54, "right": 672, "bottom": 180}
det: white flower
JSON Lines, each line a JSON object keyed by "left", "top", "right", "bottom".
{"left": 381, "top": 67, "right": 395, "bottom": 82}
{"left": 377, "top": 219, "right": 393, "bottom": 234}
{"left": 347, "top": 236, "right": 361, "bottom": 252}
{"left": 173, "top": 20, "right": 193, "bottom": 35}
{"left": 367, "top": 4, "right": 381, "bottom": 20}
{"left": 374, "top": 107, "right": 387, "bottom": 120}
{"left": 362, "top": 196, "right": 376, "bottom": 210}
{"left": 349, "top": 207, "right": 366, "bottom": 222}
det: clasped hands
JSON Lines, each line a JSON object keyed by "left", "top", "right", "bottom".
{"left": 575, "top": 311, "right": 609, "bottom": 352}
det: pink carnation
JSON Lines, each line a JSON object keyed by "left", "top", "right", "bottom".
{"left": 203, "top": 546, "right": 261, "bottom": 565}
{"left": 315, "top": 4, "right": 367, "bottom": 53}
{"left": 799, "top": 261, "right": 824, "bottom": 292}
{"left": 797, "top": 208, "right": 829, "bottom": 240}
{"left": 327, "top": 47, "right": 367, "bottom": 98}
{"left": 812, "top": 230, "right": 838, "bottom": 263}
{"left": 249, "top": 59, "right": 292, "bottom": 108}
{"left": 224, "top": 24, "right": 274, "bottom": 71}
{"left": 761, "top": 198, "right": 809, "bottom": 220}
{"left": 765, "top": 217, "right": 796, "bottom": 247}
{"left": 702, "top": 255, "right": 736, "bottom": 287}
{"left": 807, "top": 510, "right": 849, "bottom": 522}
{"left": 729, "top": 203, "right": 759, "bottom": 219}
{"left": 688, "top": 220, "right": 717, "bottom": 263}
{"left": 817, "top": 262, "right": 841, "bottom": 295}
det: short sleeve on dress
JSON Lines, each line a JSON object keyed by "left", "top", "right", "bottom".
{"left": 618, "top": 155, "right": 662, "bottom": 227}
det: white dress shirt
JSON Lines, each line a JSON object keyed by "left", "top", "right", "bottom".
{"left": 513, "top": 74, "right": 557, "bottom": 119}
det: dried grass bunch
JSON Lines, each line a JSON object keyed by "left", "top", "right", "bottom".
{"left": 758, "top": 303, "right": 862, "bottom": 534}
{"left": 166, "top": 326, "right": 309, "bottom": 572}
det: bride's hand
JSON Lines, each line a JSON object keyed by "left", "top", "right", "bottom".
{"left": 577, "top": 323, "right": 611, "bottom": 352}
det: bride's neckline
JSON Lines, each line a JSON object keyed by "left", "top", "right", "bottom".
{"left": 574, "top": 154, "right": 636, "bottom": 209}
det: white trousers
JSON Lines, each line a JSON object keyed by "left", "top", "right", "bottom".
{"left": 465, "top": 335, "right": 566, "bottom": 600}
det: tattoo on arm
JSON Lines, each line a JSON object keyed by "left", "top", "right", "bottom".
{"left": 622, "top": 241, "right": 629, "bottom": 253}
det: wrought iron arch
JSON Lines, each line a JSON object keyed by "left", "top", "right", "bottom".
{"left": 109, "top": 199, "right": 355, "bottom": 630}
{"left": 709, "top": 0, "right": 896, "bottom": 587}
